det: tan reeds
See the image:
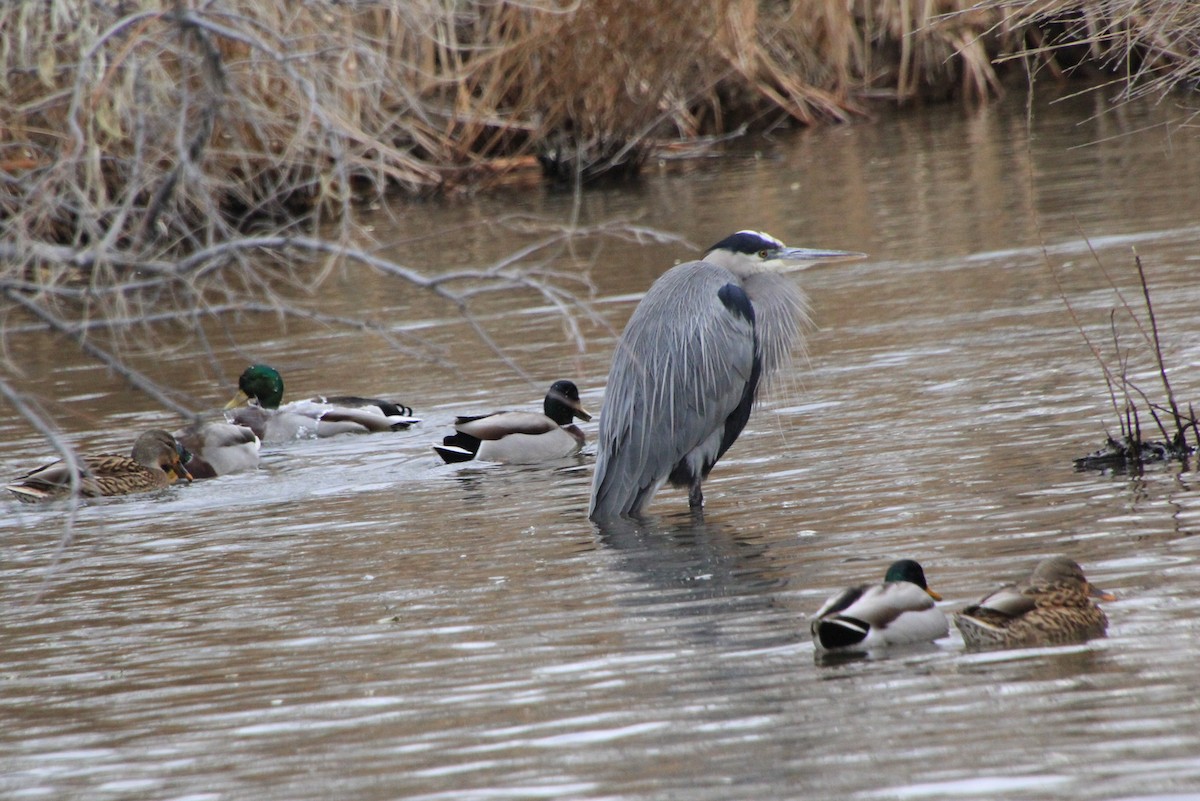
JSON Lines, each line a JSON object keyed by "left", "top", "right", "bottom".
{"left": 0, "top": 1, "right": 1017, "bottom": 251}
{"left": 973, "top": 1, "right": 1200, "bottom": 106}
{"left": 9, "top": 2, "right": 1199, "bottom": 261}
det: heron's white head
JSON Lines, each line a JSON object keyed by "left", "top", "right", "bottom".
{"left": 701, "top": 230, "right": 866, "bottom": 275}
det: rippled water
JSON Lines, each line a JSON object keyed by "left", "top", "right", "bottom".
{"left": 5, "top": 85, "right": 1200, "bottom": 800}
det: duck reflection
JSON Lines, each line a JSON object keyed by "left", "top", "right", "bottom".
{"left": 440, "top": 460, "right": 590, "bottom": 511}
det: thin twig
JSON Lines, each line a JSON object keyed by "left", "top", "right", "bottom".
{"left": 1048, "top": 257, "right": 1125, "bottom": 429}
{"left": 0, "top": 375, "right": 85, "bottom": 600}
{"left": 1134, "top": 250, "right": 1185, "bottom": 439}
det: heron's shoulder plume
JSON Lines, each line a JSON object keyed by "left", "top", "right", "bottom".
{"left": 717, "top": 283, "right": 754, "bottom": 323}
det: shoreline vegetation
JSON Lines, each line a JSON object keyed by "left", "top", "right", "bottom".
{"left": 1, "top": 0, "right": 1198, "bottom": 450}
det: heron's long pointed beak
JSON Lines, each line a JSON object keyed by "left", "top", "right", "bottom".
{"left": 777, "top": 247, "right": 868, "bottom": 264}
{"left": 768, "top": 246, "right": 868, "bottom": 274}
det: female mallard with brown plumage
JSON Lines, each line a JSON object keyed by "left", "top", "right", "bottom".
{"left": 954, "top": 556, "right": 1115, "bottom": 648}
{"left": 810, "top": 559, "right": 948, "bottom": 651}
{"left": 224, "top": 364, "right": 419, "bottom": 443}
{"left": 5, "top": 429, "right": 193, "bottom": 502}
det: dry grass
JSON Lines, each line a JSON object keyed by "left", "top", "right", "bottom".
{"left": 0, "top": 1, "right": 1016, "bottom": 246}
{"left": 5, "top": 0, "right": 1197, "bottom": 267}
{"left": 971, "top": 1, "right": 1200, "bottom": 107}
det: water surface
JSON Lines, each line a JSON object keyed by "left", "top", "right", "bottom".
{"left": 4, "top": 85, "right": 1200, "bottom": 800}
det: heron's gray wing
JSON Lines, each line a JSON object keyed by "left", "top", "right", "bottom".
{"left": 590, "top": 261, "right": 755, "bottom": 519}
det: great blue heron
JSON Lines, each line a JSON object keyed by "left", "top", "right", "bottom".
{"left": 588, "top": 230, "right": 864, "bottom": 520}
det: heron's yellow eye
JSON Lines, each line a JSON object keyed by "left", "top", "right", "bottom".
{"left": 758, "top": 249, "right": 769, "bottom": 258}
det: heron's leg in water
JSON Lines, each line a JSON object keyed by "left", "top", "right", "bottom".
{"left": 688, "top": 479, "right": 704, "bottom": 508}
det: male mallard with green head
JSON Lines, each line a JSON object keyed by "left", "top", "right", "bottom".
{"left": 811, "top": 559, "right": 948, "bottom": 651}
{"left": 433, "top": 380, "right": 592, "bottom": 464}
{"left": 224, "top": 364, "right": 419, "bottom": 443}
{"left": 954, "top": 556, "right": 1115, "bottom": 648}
{"left": 5, "top": 429, "right": 192, "bottom": 502}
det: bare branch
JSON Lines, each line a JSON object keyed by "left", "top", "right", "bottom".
{"left": 1134, "top": 250, "right": 1185, "bottom": 437}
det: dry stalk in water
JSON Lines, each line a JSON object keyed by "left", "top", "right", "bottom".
{"left": 1057, "top": 249, "right": 1200, "bottom": 471}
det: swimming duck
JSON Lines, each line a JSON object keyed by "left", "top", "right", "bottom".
{"left": 174, "top": 420, "right": 261, "bottom": 478}
{"left": 5, "top": 429, "right": 192, "bottom": 502}
{"left": 954, "top": 556, "right": 1115, "bottom": 648}
{"left": 224, "top": 364, "right": 419, "bottom": 443}
{"left": 433, "top": 380, "right": 592, "bottom": 464}
{"left": 810, "top": 559, "right": 948, "bottom": 651}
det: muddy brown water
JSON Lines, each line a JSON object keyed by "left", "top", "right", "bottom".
{"left": 4, "top": 85, "right": 1200, "bottom": 800}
